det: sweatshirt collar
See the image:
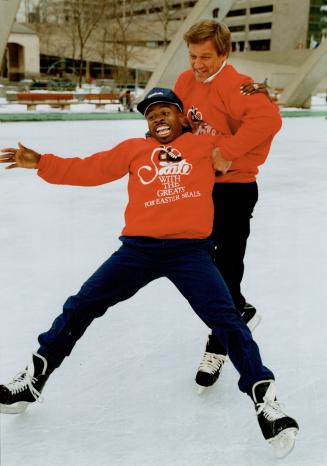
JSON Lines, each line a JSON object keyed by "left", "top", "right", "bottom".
{"left": 203, "top": 60, "right": 227, "bottom": 83}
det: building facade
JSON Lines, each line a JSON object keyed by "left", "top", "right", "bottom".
{"left": 9, "top": 0, "right": 327, "bottom": 89}
{"left": 20, "top": 0, "right": 327, "bottom": 51}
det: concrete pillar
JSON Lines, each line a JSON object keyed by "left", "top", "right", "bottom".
{"left": 279, "top": 39, "right": 327, "bottom": 108}
{"left": 0, "top": 0, "right": 21, "bottom": 64}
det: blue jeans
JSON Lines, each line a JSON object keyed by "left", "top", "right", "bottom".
{"left": 38, "top": 237, "right": 273, "bottom": 395}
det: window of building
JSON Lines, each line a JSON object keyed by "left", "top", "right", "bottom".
{"left": 149, "top": 6, "right": 161, "bottom": 13}
{"left": 172, "top": 2, "right": 186, "bottom": 8}
{"left": 249, "top": 22, "right": 272, "bottom": 30}
{"left": 146, "top": 41, "right": 160, "bottom": 48}
{"left": 249, "top": 39, "right": 271, "bottom": 50}
{"left": 229, "top": 25, "right": 246, "bottom": 32}
{"left": 232, "top": 41, "right": 245, "bottom": 52}
{"left": 308, "top": 0, "right": 327, "bottom": 45}
{"left": 250, "top": 5, "right": 273, "bottom": 14}
{"left": 134, "top": 9, "right": 146, "bottom": 15}
{"left": 212, "top": 8, "right": 219, "bottom": 18}
{"left": 226, "top": 8, "right": 246, "bottom": 17}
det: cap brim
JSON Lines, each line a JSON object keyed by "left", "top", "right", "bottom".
{"left": 137, "top": 98, "right": 183, "bottom": 115}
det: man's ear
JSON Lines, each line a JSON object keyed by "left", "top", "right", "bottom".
{"left": 179, "top": 112, "right": 190, "bottom": 128}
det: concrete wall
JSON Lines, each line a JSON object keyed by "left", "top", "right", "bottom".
{"left": 228, "top": 49, "right": 327, "bottom": 93}
{"left": 271, "top": 0, "right": 310, "bottom": 51}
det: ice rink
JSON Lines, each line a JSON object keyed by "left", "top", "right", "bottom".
{"left": 0, "top": 115, "right": 326, "bottom": 466}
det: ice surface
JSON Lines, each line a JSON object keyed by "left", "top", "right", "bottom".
{"left": 0, "top": 116, "right": 326, "bottom": 466}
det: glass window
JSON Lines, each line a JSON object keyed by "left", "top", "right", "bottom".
{"left": 226, "top": 8, "right": 246, "bottom": 17}
{"left": 249, "top": 22, "right": 272, "bottom": 30}
{"left": 250, "top": 5, "right": 273, "bottom": 14}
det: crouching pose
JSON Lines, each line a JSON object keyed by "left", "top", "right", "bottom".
{"left": 0, "top": 88, "right": 298, "bottom": 458}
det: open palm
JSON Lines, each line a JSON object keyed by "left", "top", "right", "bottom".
{"left": 0, "top": 142, "right": 41, "bottom": 169}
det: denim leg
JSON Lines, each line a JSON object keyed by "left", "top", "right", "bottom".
{"left": 165, "top": 245, "right": 273, "bottom": 394}
{"left": 38, "top": 243, "right": 158, "bottom": 369}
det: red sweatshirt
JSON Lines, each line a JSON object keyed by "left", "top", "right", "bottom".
{"left": 37, "top": 133, "right": 219, "bottom": 239}
{"left": 174, "top": 64, "right": 282, "bottom": 183}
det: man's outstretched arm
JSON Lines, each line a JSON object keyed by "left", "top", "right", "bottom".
{"left": 1, "top": 140, "right": 134, "bottom": 187}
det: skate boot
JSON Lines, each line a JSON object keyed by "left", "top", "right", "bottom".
{"left": 252, "top": 380, "right": 299, "bottom": 458}
{"left": 195, "top": 335, "right": 226, "bottom": 392}
{"left": 0, "top": 352, "right": 49, "bottom": 414}
{"left": 241, "top": 302, "right": 261, "bottom": 332}
{"left": 195, "top": 305, "right": 260, "bottom": 391}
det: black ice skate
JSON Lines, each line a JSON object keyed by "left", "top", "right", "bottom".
{"left": 0, "top": 352, "right": 49, "bottom": 414}
{"left": 195, "top": 335, "right": 226, "bottom": 393}
{"left": 252, "top": 380, "right": 299, "bottom": 458}
{"left": 241, "top": 302, "right": 261, "bottom": 331}
{"left": 195, "top": 304, "right": 260, "bottom": 392}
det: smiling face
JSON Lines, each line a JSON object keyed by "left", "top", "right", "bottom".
{"left": 188, "top": 39, "right": 226, "bottom": 82}
{"left": 146, "top": 103, "right": 188, "bottom": 144}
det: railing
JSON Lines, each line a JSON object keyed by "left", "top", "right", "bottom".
{"left": 8, "top": 92, "right": 121, "bottom": 111}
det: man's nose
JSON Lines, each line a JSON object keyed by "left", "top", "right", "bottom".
{"left": 193, "top": 58, "right": 203, "bottom": 68}
{"left": 154, "top": 115, "right": 164, "bottom": 123}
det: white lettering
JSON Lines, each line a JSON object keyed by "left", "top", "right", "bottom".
{"left": 138, "top": 147, "right": 192, "bottom": 185}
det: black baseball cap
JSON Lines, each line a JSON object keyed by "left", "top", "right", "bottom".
{"left": 137, "top": 87, "right": 184, "bottom": 115}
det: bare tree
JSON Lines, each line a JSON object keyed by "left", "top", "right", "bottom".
{"left": 97, "top": 20, "right": 113, "bottom": 80}
{"left": 108, "top": 0, "right": 136, "bottom": 87}
{"left": 64, "top": 0, "right": 107, "bottom": 87}
{"left": 145, "top": 0, "right": 188, "bottom": 49}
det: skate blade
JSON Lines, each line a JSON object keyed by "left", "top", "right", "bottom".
{"left": 269, "top": 427, "right": 298, "bottom": 459}
{"left": 247, "top": 313, "right": 262, "bottom": 332}
{"left": 196, "top": 384, "right": 215, "bottom": 395}
{"left": 0, "top": 401, "right": 29, "bottom": 414}
{"left": 197, "top": 385, "right": 208, "bottom": 395}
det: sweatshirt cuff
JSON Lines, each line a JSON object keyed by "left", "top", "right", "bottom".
{"left": 218, "top": 146, "right": 236, "bottom": 162}
{"left": 37, "top": 153, "right": 52, "bottom": 173}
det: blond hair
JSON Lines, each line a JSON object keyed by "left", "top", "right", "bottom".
{"left": 183, "top": 20, "right": 231, "bottom": 57}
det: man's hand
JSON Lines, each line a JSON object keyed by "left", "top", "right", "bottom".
{"left": 240, "top": 81, "right": 273, "bottom": 101}
{"left": 0, "top": 142, "right": 41, "bottom": 169}
{"left": 212, "top": 147, "right": 231, "bottom": 174}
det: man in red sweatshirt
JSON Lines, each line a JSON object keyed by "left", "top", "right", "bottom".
{"left": 174, "top": 20, "right": 282, "bottom": 389}
{"left": 0, "top": 88, "right": 297, "bottom": 457}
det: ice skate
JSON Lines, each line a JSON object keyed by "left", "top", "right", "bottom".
{"left": 0, "top": 353, "right": 49, "bottom": 414}
{"left": 195, "top": 335, "right": 226, "bottom": 393}
{"left": 252, "top": 380, "right": 299, "bottom": 458}
{"left": 196, "top": 304, "right": 260, "bottom": 392}
{"left": 241, "top": 302, "right": 261, "bottom": 332}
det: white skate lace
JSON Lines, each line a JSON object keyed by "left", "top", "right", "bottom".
{"left": 198, "top": 352, "right": 226, "bottom": 375}
{"left": 256, "top": 383, "right": 285, "bottom": 421}
{"left": 6, "top": 368, "right": 43, "bottom": 403}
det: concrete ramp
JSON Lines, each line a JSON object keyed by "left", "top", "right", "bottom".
{"left": 279, "top": 39, "right": 327, "bottom": 108}
{"left": 0, "top": 0, "right": 21, "bottom": 64}
{"left": 143, "top": 0, "right": 236, "bottom": 93}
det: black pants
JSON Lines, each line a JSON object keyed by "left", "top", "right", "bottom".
{"left": 209, "top": 182, "right": 258, "bottom": 353}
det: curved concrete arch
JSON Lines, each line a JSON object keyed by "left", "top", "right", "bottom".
{"left": 279, "top": 39, "right": 327, "bottom": 108}
{"left": 0, "top": 0, "right": 21, "bottom": 64}
{"left": 143, "top": 0, "right": 236, "bottom": 93}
